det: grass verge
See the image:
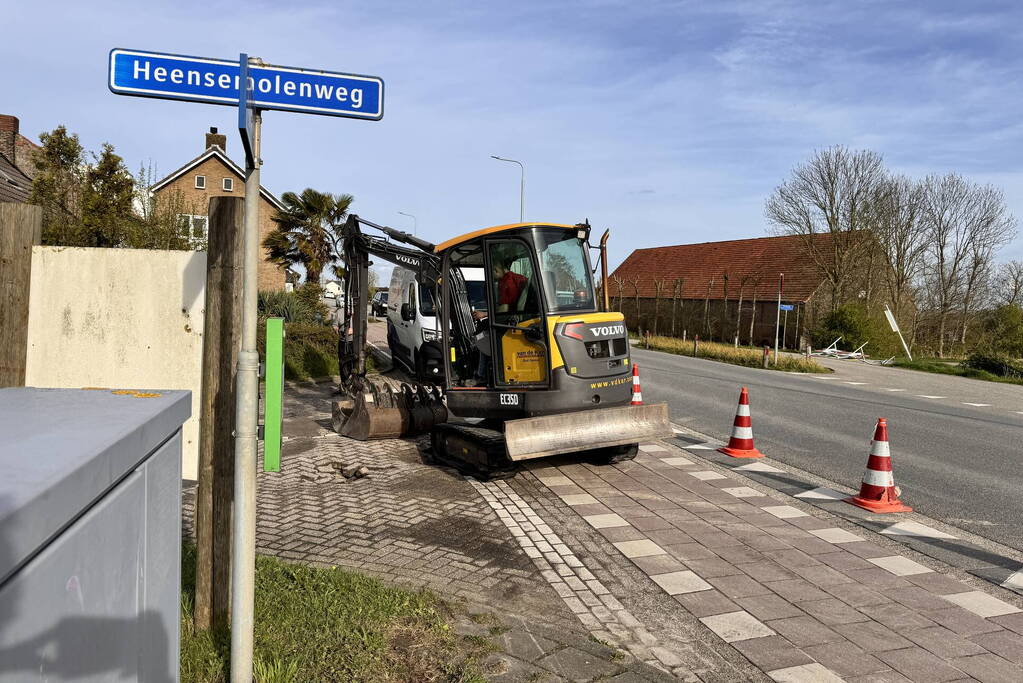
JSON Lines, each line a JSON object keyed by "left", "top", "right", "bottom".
{"left": 180, "top": 543, "right": 492, "bottom": 682}
{"left": 892, "top": 358, "right": 1023, "bottom": 386}
{"left": 636, "top": 335, "right": 829, "bottom": 373}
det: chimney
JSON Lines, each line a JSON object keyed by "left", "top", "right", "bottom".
{"left": 205, "top": 126, "right": 226, "bottom": 151}
{"left": 0, "top": 115, "right": 18, "bottom": 164}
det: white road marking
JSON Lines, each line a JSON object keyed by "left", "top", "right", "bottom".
{"left": 684, "top": 444, "right": 716, "bottom": 450}
{"left": 885, "top": 388, "right": 906, "bottom": 392}
{"left": 733, "top": 461, "right": 784, "bottom": 473}
{"left": 843, "top": 381, "right": 868, "bottom": 385}
{"left": 960, "top": 402, "right": 991, "bottom": 407}
{"left": 880, "top": 521, "right": 956, "bottom": 540}
{"left": 915, "top": 395, "right": 946, "bottom": 399}
{"left": 794, "top": 487, "right": 847, "bottom": 501}
{"left": 1001, "top": 570, "right": 1023, "bottom": 595}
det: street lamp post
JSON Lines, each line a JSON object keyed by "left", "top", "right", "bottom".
{"left": 398, "top": 211, "right": 417, "bottom": 235}
{"left": 490, "top": 155, "right": 524, "bottom": 222}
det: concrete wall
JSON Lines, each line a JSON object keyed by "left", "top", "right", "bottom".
{"left": 24, "top": 246, "right": 206, "bottom": 479}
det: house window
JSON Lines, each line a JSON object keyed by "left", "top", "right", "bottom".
{"left": 195, "top": 175, "right": 206, "bottom": 189}
{"left": 223, "top": 177, "right": 234, "bottom": 191}
{"left": 177, "top": 214, "right": 208, "bottom": 240}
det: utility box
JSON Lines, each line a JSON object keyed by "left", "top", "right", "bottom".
{"left": 0, "top": 388, "right": 190, "bottom": 682}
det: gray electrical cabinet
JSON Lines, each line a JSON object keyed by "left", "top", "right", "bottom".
{"left": 0, "top": 388, "right": 190, "bottom": 682}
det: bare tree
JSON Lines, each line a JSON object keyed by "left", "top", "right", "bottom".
{"left": 998, "top": 260, "right": 1023, "bottom": 306}
{"left": 873, "top": 175, "right": 928, "bottom": 320}
{"left": 670, "top": 278, "right": 683, "bottom": 337}
{"left": 765, "top": 146, "right": 886, "bottom": 312}
{"left": 629, "top": 276, "right": 642, "bottom": 328}
{"left": 652, "top": 278, "right": 667, "bottom": 336}
{"left": 920, "top": 173, "right": 1016, "bottom": 356}
{"left": 611, "top": 275, "right": 625, "bottom": 311}
{"left": 734, "top": 274, "right": 753, "bottom": 347}
{"left": 702, "top": 278, "right": 714, "bottom": 336}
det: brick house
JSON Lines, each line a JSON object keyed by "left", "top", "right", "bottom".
{"left": 0, "top": 114, "right": 41, "bottom": 203}
{"left": 152, "top": 127, "right": 286, "bottom": 290}
{"left": 609, "top": 234, "right": 841, "bottom": 349}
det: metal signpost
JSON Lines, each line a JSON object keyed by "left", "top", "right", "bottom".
{"left": 110, "top": 48, "right": 383, "bottom": 683}
{"left": 884, "top": 305, "right": 913, "bottom": 361}
{"left": 779, "top": 303, "right": 793, "bottom": 349}
{"left": 773, "top": 273, "right": 784, "bottom": 364}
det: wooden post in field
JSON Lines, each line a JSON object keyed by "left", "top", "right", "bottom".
{"left": 0, "top": 203, "right": 42, "bottom": 388}
{"left": 693, "top": 334, "right": 699, "bottom": 356}
{"left": 194, "top": 196, "right": 245, "bottom": 631}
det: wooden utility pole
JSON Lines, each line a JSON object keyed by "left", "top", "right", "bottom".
{"left": 194, "top": 196, "right": 245, "bottom": 631}
{"left": 0, "top": 203, "right": 42, "bottom": 388}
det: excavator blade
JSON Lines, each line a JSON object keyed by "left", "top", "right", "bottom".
{"left": 503, "top": 403, "right": 673, "bottom": 461}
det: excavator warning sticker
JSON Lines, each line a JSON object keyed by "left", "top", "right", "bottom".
{"left": 500, "top": 394, "right": 520, "bottom": 405}
{"left": 589, "top": 376, "right": 632, "bottom": 390}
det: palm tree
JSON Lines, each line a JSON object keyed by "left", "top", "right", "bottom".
{"left": 263, "top": 189, "right": 353, "bottom": 283}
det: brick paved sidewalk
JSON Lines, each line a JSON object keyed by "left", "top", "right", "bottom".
{"left": 184, "top": 379, "right": 1023, "bottom": 680}
{"left": 521, "top": 443, "right": 1023, "bottom": 682}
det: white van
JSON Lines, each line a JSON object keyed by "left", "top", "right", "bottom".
{"left": 386, "top": 266, "right": 485, "bottom": 381}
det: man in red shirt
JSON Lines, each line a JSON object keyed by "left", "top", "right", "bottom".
{"left": 494, "top": 258, "right": 528, "bottom": 312}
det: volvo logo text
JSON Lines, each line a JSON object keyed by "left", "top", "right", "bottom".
{"left": 590, "top": 325, "right": 624, "bottom": 337}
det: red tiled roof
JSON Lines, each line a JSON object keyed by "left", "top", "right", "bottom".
{"left": 610, "top": 233, "right": 833, "bottom": 303}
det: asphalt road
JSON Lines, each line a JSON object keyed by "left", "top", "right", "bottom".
{"left": 632, "top": 347, "right": 1023, "bottom": 551}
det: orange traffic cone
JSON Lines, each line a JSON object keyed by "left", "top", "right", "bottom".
{"left": 717, "top": 387, "right": 764, "bottom": 458}
{"left": 630, "top": 363, "right": 643, "bottom": 405}
{"left": 846, "top": 418, "right": 911, "bottom": 513}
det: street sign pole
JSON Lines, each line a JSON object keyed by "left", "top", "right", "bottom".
{"left": 884, "top": 305, "right": 913, "bottom": 361}
{"left": 231, "top": 54, "right": 260, "bottom": 683}
{"left": 773, "top": 273, "right": 783, "bottom": 365}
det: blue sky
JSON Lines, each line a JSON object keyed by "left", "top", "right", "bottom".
{"left": 5, "top": 0, "right": 1023, "bottom": 269}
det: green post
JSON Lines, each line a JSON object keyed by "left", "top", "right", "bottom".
{"left": 264, "top": 317, "right": 284, "bottom": 472}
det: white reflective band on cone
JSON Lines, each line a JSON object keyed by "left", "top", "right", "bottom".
{"left": 870, "top": 440, "right": 890, "bottom": 458}
{"left": 731, "top": 426, "right": 753, "bottom": 439}
{"left": 862, "top": 469, "right": 894, "bottom": 487}
{"left": 737, "top": 404, "right": 750, "bottom": 417}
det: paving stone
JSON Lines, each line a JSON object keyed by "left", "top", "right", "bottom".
{"left": 969, "top": 629, "right": 1023, "bottom": 664}
{"left": 990, "top": 611, "right": 1023, "bottom": 635}
{"left": 690, "top": 470, "right": 728, "bottom": 480}
{"left": 877, "top": 647, "right": 971, "bottom": 682}
{"left": 888, "top": 586, "right": 964, "bottom": 612}
{"left": 706, "top": 573, "right": 772, "bottom": 599}
{"left": 809, "top": 527, "right": 864, "bottom": 544}
{"left": 842, "top": 567, "right": 914, "bottom": 589}
{"left": 598, "top": 525, "right": 649, "bottom": 542}
{"left": 761, "top": 505, "right": 809, "bottom": 519}
{"left": 805, "top": 641, "right": 889, "bottom": 677}
{"left": 630, "top": 553, "right": 688, "bottom": 576}
{"left": 949, "top": 653, "right": 1023, "bottom": 683}
{"left": 903, "top": 625, "right": 987, "bottom": 658}
{"left": 842, "top": 541, "right": 898, "bottom": 559}
{"left": 585, "top": 513, "right": 631, "bottom": 529}
{"left": 943, "top": 591, "right": 1022, "bottom": 618}
{"left": 700, "top": 610, "right": 776, "bottom": 643}
{"left": 766, "top": 615, "right": 844, "bottom": 647}
{"left": 738, "top": 561, "right": 800, "bottom": 583}
{"left": 868, "top": 555, "right": 933, "bottom": 577}
{"left": 789, "top": 563, "right": 854, "bottom": 587}
{"left": 561, "top": 493, "right": 598, "bottom": 506}
{"left": 613, "top": 539, "right": 667, "bottom": 558}
{"left": 834, "top": 620, "right": 913, "bottom": 652}
{"left": 650, "top": 570, "right": 712, "bottom": 595}
{"left": 734, "top": 593, "right": 806, "bottom": 621}
{"left": 797, "top": 598, "right": 870, "bottom": 626}
{"left": 721, "top": 486, "right": 762, "bottom": 498}
{"left": 643, "top": 528, "right": 695, "bottom": 546}
{"left": 816, "top": 550, "right": 876, "bottom": 572}
{"left": 499, "top": 627, "right": 559, "bottom": 662}
{"left": 732, "top": 635, "right": 814, "bottom": 671}
{"left": 905, "top": 572, "right": 974, "bottom": 595}
{"left": 763, "top": 578, "right": 833, "bottom": 604}
{"left": 682, "top": 556, "right": 746, "bottom": 578}
{"left": 870, "top": 604, "right": 938, "bottom": 632}
{"left": 673, "top": 589, "right": 740, "bottom": 618}
{"left": 822, "top": 581, "right": 892, "bottom": 608}
{"left": 844, "top": 670, "right": 913, "bottom": 683}
{"left": 767, "top": 662, "right": 845, "bottom": 682}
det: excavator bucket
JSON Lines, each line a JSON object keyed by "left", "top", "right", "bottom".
{"left": 503, "top": 403, "right": 673, "bottom": 461}
{"left": 337, "top": 380, "right": 405, "bottom": 440}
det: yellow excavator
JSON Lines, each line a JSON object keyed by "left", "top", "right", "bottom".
{"left": 334, "top": 215, "right": 672, "bottom": 477}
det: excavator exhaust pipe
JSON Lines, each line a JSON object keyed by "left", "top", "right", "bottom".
{"left": 503, "top": 403, "right": 673, "bottom": 461}
{"left": 334, "top": 379, "right": 447, "bottom": 440}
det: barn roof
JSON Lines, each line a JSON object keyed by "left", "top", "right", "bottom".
{"left": 610, "top": 233, "right": 834, "bottom": 303}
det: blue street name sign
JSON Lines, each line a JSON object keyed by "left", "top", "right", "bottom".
{"left": 779, "top": 304, "right": 794, "bottom": 311}
{"left": 108, "top": 48, "right": 384, "bottom": 120}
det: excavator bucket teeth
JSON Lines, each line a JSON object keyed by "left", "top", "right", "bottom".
{"left": 337, "top": 383, "right": 404, "bottom": 440}
{"left": 503, "top": 403, "right": 673, "bottom": 461}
